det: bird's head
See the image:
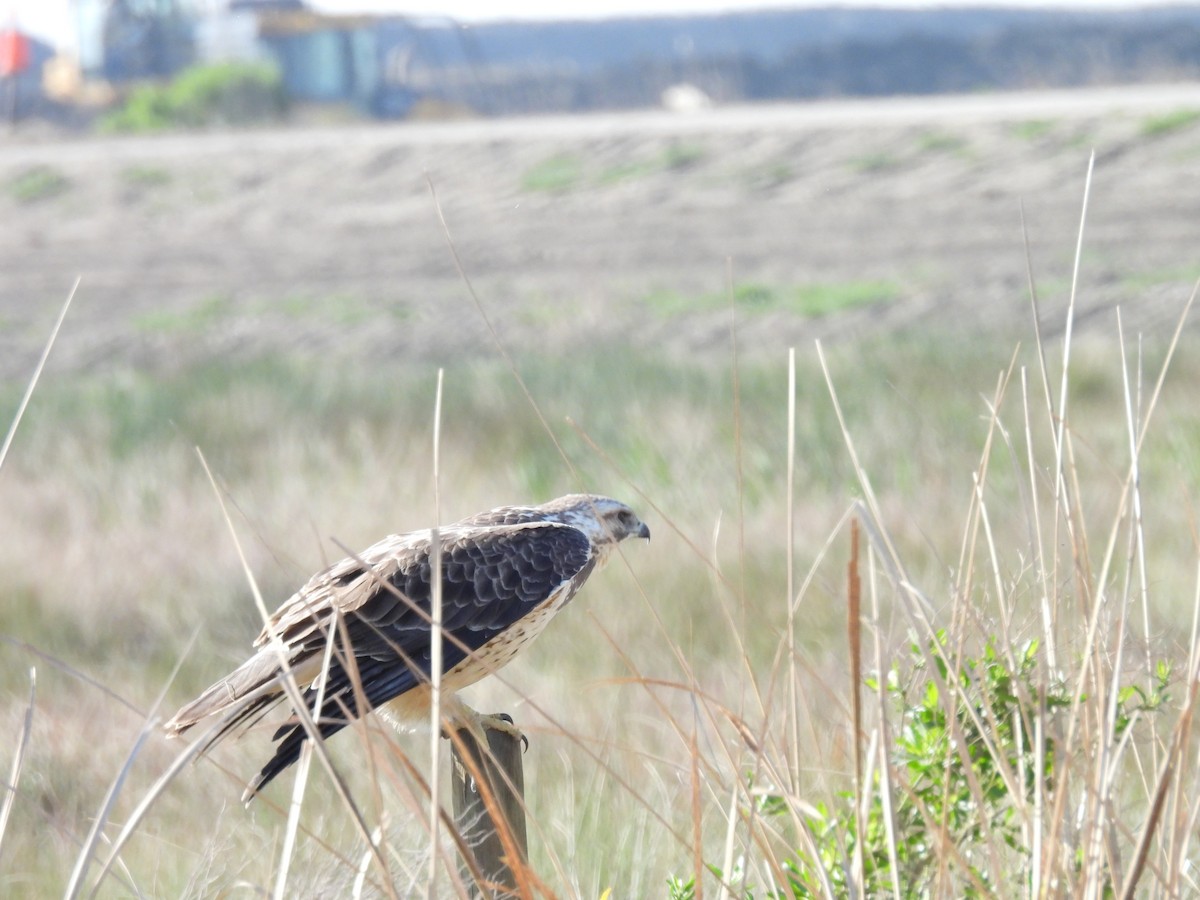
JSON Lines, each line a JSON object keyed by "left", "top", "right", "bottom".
{"left": 540, "top": 494, "right": 651, "bottom": 546}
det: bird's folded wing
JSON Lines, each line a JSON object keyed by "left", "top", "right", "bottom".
{"left": 167, "top": 520, "right": 593, "bottom": 739}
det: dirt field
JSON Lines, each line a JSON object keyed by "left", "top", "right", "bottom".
{"left": 3, "top": 84, "right": 1200, "bottom": 378}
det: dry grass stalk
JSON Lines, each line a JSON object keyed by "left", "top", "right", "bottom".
{"left": 0, "top": 278, "right": 77, "bottom": 476}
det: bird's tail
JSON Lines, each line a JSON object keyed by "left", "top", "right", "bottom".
{"left": 164, "top": 651, "right": 300, "bottom": 736}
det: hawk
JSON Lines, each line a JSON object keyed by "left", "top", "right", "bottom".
{"left": 165, "top": 494, "right": 649, "bottom": 798}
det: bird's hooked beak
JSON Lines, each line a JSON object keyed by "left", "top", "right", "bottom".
{"left": 636, "top": 521, "right": 651, "bottom": 541}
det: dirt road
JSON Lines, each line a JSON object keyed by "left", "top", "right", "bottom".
{"left": 2, "top": 83, "right": 1199, "bottom": 377}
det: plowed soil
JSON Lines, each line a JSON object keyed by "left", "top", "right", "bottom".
{"left": 3, "top": 84, "right": 1200, "bottom": 378}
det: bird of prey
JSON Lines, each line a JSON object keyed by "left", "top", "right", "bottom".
{"left": 165, "top": 494, "right": 650, "bottom": 798}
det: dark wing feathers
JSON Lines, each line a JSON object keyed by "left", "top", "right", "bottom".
{"left": 244, "top": 521, "right": 592, "bottom": 795}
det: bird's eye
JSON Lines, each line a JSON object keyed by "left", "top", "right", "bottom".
{"left": 618, "top": 510, "right": 633, "bottom": 525}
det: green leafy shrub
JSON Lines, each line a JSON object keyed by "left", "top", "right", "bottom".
{"left": 819, "top": 635, "right": 1070, "bottom": 896}
{"left": 99, "top": 62, "right": 288, "bottom": 133}
{"left": 672, "top": 634, "right": 1171, "bottom": 898}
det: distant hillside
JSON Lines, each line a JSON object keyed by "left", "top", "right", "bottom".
{"left": 401, "top": 6, "right": 1200, "bottom": 113}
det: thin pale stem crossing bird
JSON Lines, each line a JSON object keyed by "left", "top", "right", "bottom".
{"left": 164, "top": 494, "right": 650, "bottom": 800}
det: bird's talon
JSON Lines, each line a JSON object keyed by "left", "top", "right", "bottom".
{"left": 492, "top": 712, "right": 527, "bottom": 749}
{"left": 477, "top": 712, "right": 524, "bottom": 743}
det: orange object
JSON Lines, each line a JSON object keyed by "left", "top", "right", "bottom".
{"left": 0, "top": 28, "right": 30, "bottom": 77}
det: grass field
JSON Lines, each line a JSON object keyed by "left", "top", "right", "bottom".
{"left": 3, "top": 273, "right": 1200, "bottom": 896}
{"left": 4, "top": 101, "right": 1200, "bottom": 895}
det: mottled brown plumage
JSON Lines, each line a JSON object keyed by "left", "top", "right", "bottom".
{"left": 165, "top": 494, "right": 649, "bottom": 797}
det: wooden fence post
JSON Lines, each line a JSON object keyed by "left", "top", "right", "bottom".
{"left": 449, "top": 717, "right": 528, "bottom": 898}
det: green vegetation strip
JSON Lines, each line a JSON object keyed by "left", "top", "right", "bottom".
{"left": 7, "top": 166, "right": 69, "bottom": 203}
{"left": 523, "top": 143, "right": 709, "bottom": 193}
{"left": 1140, "top": 108, "right": 1200, "bottom": 138}
{"left": 520, "top": 154, "right": 584, "bottom": 193}
{"left": 644, "top": 280, "right": 900, "bottom": 317}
